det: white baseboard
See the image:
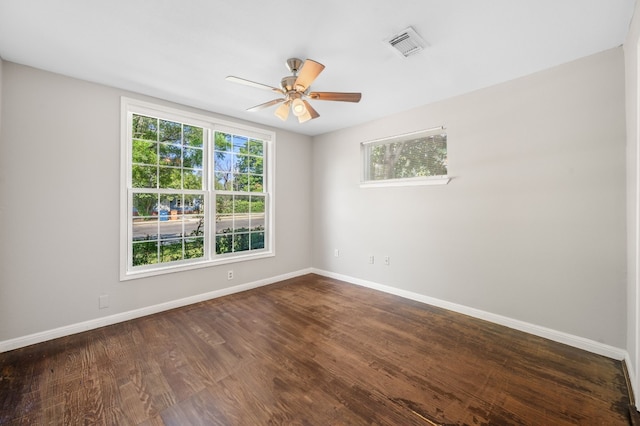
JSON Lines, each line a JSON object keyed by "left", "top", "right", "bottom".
{"left": 0, "top": 268, "right": 313, "bottom": 353}
{"left": 2, "top": 267, "right": 629, "bottom": 365}
{"left": 625, "top": 352, "right": 639, "bottom": 406}
{"left": 311, "top": 268, "right": 628, "bottom": 361}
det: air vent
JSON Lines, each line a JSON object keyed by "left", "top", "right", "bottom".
{"left": 385, "top": 26, "right": 426, "bottom": 58}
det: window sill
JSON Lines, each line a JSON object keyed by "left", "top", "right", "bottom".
{"left": 121, "top": 250, "right": 274, "bottom": 281}
{"left": 360, "top": 176, "right": 451, "bottom": 188}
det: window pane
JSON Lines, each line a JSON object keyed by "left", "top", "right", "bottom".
{"left": 132, "top": 165, "right": 157, "bottom": 188}
{"left": 132, "top": 115, "right": 157, "bottom": 141}
{"left": 160, "top": 239, "right": 183, "bottom": 263}
{"left": 235, "top": 154, "right": 249, "bottom": 172}
{"left": 159, "top": 167, "right": 182, "bottom": 189}
{"left": 132, "top": 140, "right": 157, "bottom": 165}
{"left": 216, "top": 234, "right": 232, "bottom": 254}
{"left": 250, "top": 195, "right": 265, "bottom": 213}
{"left": 183, "top": 147, "right": 202, "bottom": 168}
{"left": 159, "top": 143, "right": 182, "bottom": 167}
{"left": 133, "top": 218, "right": 159, "bottom": 241}
{"left": 214, "top": 172, "right": 232, "bottom": 190}
{"left": 249, "top": 195, "right": 265, "bottom": 230}
{"left": 233, "top": 196, "right": 250, "bottom": 232}
{"left": 249, "top": 175, "right": 263, "bottom": 192}
{"left": 215, "top": 152, "right": 232, "bottom": 172}
{"left": 216, "top": 195, "right": 233, "bottom": 234}
{"left": 133, "top": 241, "right": 158, "bottom": 266}
{"left": 185, "top": 238, "right": 204, "bottom": 259}
{"left": 250, "top": 232, "right": 265, "bottom": 250}
{"left": 234, "top": 233, "right": 250, "bottom": 252}
{"left": 232, "top": 134, "right": 248, "bottom": 152}
{"left": 184, "top": 194, "right": 204, "bottom": 216}
{"left": 159, "top": 120, "right": 182, "bottom": 144}
{"left": 160, "top": 221, "right": 182, "bottom": 246}
{"left": 249, "top": 156, "right": 263, "bottom": 174}
{"left": 233, "top": 174, "right": 249, "bottom": 192}
{"left": 184, "top": 125, "right": 203, "bottom": 147}
{"left": 250, "top": 213, "right": 265, "bottom": 231}
{"left": 215, "top": 132, "right": 232, "bottom": 152}
{"left": 185, "top": 215, "right": 204, "bottom": 237}
{"left": 183, "top": 169, "right": 202, "bottom": 190}
{"left": 133, "top": 193, "right": 158, "bottom": 218}
{"left": 249, "top": 139, "right": 263, "bottom": 156}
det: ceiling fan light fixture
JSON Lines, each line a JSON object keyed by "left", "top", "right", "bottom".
{"left": 274, "top": 101, "right": 290, "bottom": 121}
{"left": 297, "top": 108, "right": 313, "bottom": 123}
{"left": 291, "top": 98, "right": 306, "bottom": 116}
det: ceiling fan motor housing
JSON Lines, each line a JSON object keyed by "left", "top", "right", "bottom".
{"left": 286, "top": 58, "right": 303, "bottom": 74}
{"left": 280, "top": 76, "right": 297, "bottom": 92}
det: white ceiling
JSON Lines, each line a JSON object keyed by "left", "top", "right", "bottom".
{"left": 0, "top": 0, "right": 636, "bottom": 136}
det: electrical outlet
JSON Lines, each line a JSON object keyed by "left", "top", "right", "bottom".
{"left": 227, "top": 270, "right": 234, "bottom": 280}
{"left": 99, "top": 294, "right": 109, "bottom": 309}
{"left": 384, "top": 256, "right": 390, "bottom": 266}
{"left": 334, "top": 249, "right": 340, "bottom": 257}
{"left": 369, "top": 255, "right": 375, "bottom": 264}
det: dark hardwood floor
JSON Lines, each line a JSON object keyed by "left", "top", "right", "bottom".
{"left": 0, "top": 274, "right": 634, "bottom": 425}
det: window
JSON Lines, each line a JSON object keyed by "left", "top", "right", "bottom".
{"left": 213, "top": 132, "right": 266, "bottom": 255}
{"left": 121, "top": 98, "right": 274, "bottom": 280}
{"left": 361, "top": 127, "right": 449, "bottom": 187}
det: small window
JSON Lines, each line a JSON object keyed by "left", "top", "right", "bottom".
{"left": 361, "top": 127, "right": 449, "bottom": 187}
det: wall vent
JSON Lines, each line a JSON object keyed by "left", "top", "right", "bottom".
{"left": 385, "top": 26, "right": 426, "bottom": 58}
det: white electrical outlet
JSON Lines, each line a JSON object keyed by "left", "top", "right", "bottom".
{"left": 369, "top": 255, "right": 375, "bottom": 264}
{"left": 99, "top": 294, "right": 109, "bottom": 309}
{"left": 334, "top": 249, "right": 340, "bottom": 257}
{"left": 384, "top": 256, "right": 390, "bottom": 266}
{"left": 227, "top": 270, "right": 234, "bottom": 280}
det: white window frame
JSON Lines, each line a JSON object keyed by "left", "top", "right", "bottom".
{"left": 120, "top": 97, "right": 275, "bottom": 280}
{"left": 360, "top": 126, "right": 450, "bottom": 188}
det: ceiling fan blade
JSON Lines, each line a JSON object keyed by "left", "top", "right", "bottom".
{"left": 247, "top": 98, "right": 285, "bottom": 112}
{"left": 309, "top": 92, "right": 362, "bottom": 102}
{"left": 298, "top": 101, "right": 320, "bottom": 123}
{"left": 226, "top": 76, "right": 284, "bottom": 94}
{"left": 302, "top": 100, "right": 320, "bottom": 119}
{"left": 294, "top": 59, "right": 325, "bottom": 92}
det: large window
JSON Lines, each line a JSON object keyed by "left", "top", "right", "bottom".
{"left": 361, "top": 127, "right": 449, "bottom": 187}
{"left": 121, "top": 98, "right": 274, "bottom": 279}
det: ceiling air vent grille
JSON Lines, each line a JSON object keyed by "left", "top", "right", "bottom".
{"left": 386, "top": 27, "right": 426, "bottom": 58}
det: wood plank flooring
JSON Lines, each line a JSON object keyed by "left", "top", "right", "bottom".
{"left": 0, "top": 273, "right": 634, "bottom": 425}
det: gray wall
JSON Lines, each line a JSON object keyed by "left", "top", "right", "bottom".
{"left": 0, "top": 47, "right": 629, "bottom": 353}
{"left": 312, "top": 48, "right": 627, "bottom": 348}
{"left": 0, "top": 62, "right": 313, "bottom": 342}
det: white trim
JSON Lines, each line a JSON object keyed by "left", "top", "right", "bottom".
{"left": 360, "top": 176, "right": 450, "bottom": 188}
{"left": 0, "top": 268, "right": 313, "bottom": 353}
{"left": 626, "top": 351, "right": 638, "bottom": 404}
{"left": 631, "top": 36, "right": 640, "bottom": 407}
{"left": 361, "top": 126, "right": 445, "bottom": 146}
{"left": 311, "top": 268, "right": 628, "bottom": 361}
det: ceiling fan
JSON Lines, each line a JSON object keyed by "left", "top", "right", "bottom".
{"left": 226, "top": 58, "right": 362, "bottom": 123}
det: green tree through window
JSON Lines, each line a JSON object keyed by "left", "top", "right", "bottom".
{"left": 123, "top": 99, "right": 274, "bottom": 279}
{"left": 130, "top": 114, "right": 205, "bottom": 267}
{"left": 214, "top": 132, "right": 266, "bottom": 255}
{"left": 363, "top": 130, "right": 447, "bottom": 183}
